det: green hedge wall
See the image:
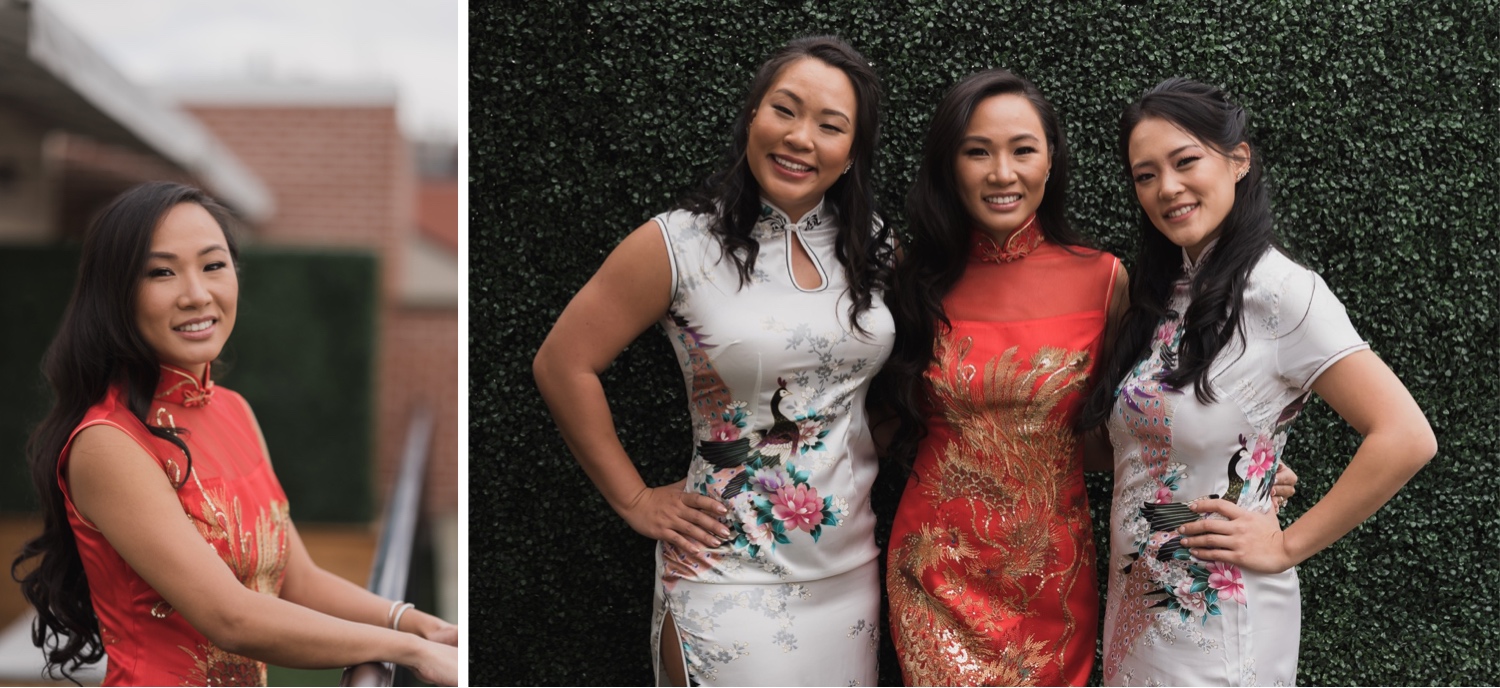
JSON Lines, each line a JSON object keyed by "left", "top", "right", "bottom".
{"left": 470, "top": 1, "right": 1497, "bottom": 684}
{"left": 0, "top": 246, "right": 378, "bottom": 523}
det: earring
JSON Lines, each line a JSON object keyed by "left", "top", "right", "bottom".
{"left": 1236, "top": 166, "right": 1248, "bottom": 181}
{"left": 843, "top": 161, "right": 853, "bottom": 175}
{"left": 1045, "top": 171, "right": 1051, "bottom": 183}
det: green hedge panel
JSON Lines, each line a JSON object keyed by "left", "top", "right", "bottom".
{"left": 471, "top": 1, "right": 1497, "bottom": 684}
{"left": 0, "top": 247, "right": 379, "bottom": 523}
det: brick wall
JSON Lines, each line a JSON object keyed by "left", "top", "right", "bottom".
{"left": 381, "top": 308, "right": 459, "bottom": 514}
{"left": 185, "top": 102, "right": 457, "bottom": 518}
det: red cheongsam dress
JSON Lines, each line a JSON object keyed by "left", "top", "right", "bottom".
{"left": 887, "top": 218, "right": 1120, "bottom": 685}
{"left": 58, "top": 363, "right": 290, "bottom": 686}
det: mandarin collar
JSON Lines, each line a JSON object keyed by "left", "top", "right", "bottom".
{"left": 754, "top": 198, "right": 833, "bottom": 239}
{"left": 1181, "top": 238, "right": 1221, "bottom": 278}
{"left": 155, "top": 363, "right": 215, "bottom": 408}
{"left": 972, "top": 214, "right": 1044, "bottom": 264}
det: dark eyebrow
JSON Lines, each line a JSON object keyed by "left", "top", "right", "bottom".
{"left": 1132, "top": 144, "right": 1203, "bottom": 171}
{"left": 772, "top": 88, "right": 851, "bottom": 125}
{"left": 959, "top": 133, "right": 1039, "bottom": 146}
{"left": 148, "top": 245, "right": 228, "bottom": 260}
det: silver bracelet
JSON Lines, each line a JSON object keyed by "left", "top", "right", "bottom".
{"left": 385, "top": 599, "right": 403, "bottom": 628}
{"left": 391, "top": 602, "right": 416, "bottom": 631}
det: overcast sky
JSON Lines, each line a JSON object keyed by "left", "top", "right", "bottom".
{"left": 41, "top": 0, "right": 460, "bottom": 141}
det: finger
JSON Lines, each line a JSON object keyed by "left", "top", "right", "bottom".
{"left": 666, "top": 531, "right": 703, "bottom": 554}
{"left": 1178, "top": 518, "right": 1233, "bottom": 538}
{"left": 1185, "top": 546, "right": 1231, "bottom": 563}
{"left": 1180, "top": 533, "right": 1238, "bottom": 550}
{"left": 1189, "top": 498, "right": 1248, "bottom": 519}
{"left": 685, "top": 492, "right": 729, "bottom": 516}
{"left": 675, "top": 519, "right": 723, "bottom": 550}
{"left": 1276, "top": 462, "right": 1299, "bottom": 485}
{"left": 1271, "top": 484, "right": 1295, "bottom": 499}
{"left": 682, "top": 507, "right": 732, "bottom": 540}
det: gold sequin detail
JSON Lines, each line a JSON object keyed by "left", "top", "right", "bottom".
{"left": 179, "top": 642, "right": 266, "bottom": 687}
{"left": 888, "top": 334, "right": 1095, "bottom": 685}
{"left": 150, "top": 600, "right": 174, "bottom": 619}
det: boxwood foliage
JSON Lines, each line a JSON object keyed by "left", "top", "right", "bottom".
{"left": 0, "top": 246, "right": 377, "bottom": 523}
{"left": 470, "top": 1, "right": 1496, "bottom": 684}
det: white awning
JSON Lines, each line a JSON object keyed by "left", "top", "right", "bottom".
{"left": 0, "top": 0, "right": 274, "bottom": 222}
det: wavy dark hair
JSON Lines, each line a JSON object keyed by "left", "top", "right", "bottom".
{"left": 1080, "top": 77, "right": 1278, "bottom": 430}
{"left": 679, "top": 35, "right": 892, "bottom": 334}
{"left": 878, "top": 68, "right": 1090, "bottom": 466}
{"left": 10, "top": 181, "right": 238, "bottom": 682}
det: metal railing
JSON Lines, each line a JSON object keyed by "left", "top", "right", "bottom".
{"left": 341, "top": 407, "right": 434, "bottom": 687}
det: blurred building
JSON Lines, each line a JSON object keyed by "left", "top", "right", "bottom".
{"left": 0, "top": 0, "right": 457, "bottom": 680}
{"left": 170, "top": 83, "right": 461, "bottom": 520}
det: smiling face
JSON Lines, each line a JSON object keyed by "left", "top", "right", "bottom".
{"left": 1128, "top": 115, "right": 1250, "bottom": 261}
{"left": 745, "top": 57, "right": 857, "bottom": 222}
{"left": 953, "top": 93, "right": 1051, "bottom": 242}
{"left": 134, "top": 202, "right": 238, "bottom": 378}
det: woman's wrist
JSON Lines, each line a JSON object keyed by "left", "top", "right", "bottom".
{"left": 398, "top": 608, "right": 436, "bottom": 635}
{"left": 389, "top": 627, "right": 432, "bottom": 668}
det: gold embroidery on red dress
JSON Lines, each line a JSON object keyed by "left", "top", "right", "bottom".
{"left": 174, "top": 478, "right": 289, "bottom": 685}
{"left": 179, "top": 642, "right": 267, "bottom": 687}
{"left": 889, "top": 333, "right": 1094, "bottom": 685}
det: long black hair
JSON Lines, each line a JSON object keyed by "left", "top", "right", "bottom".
{"left": 1080, "top": 77, "right": 1278, "bottom": 430}
{"left": 11, "top": 181, "right": 238, "bottom": 681}
{"left": 879, "top": 68, "right": 1090, "bottom": 466}
{"left": 679, "top": 35, "right": 892, "bottom": 335}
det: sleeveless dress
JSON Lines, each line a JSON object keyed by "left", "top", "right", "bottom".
{"left": 1102, "top": 245, "right": 1368, "bottom": 686}
{"left": 650, "top": 199, "right": 894, "bottom": 686}
{"left": 887, "top": 219, "right": 1121, "bottom": 686}
{"left": 58, "top": 364, "right": 291, "bottom": 686}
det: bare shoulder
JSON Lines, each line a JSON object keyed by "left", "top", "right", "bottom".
{"left": 607, "top": 219, "right": 671, "bottom": 269}
{"left": 67, "top": 423, "right": 173, "bottom": 523}
{"left": 589, "top": 219, "right": 673, "bottom": 317}
{"left": 68, "top": 423, "right": 158, "bottom": 472}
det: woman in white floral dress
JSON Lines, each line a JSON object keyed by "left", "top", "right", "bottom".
{"left": 533, "top": 37, "right": 892, "bottom": 686}
{"left": 1081, "top": 78, "right": 1437, "bottom": 685}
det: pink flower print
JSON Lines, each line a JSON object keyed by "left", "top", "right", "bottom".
{"left": 1245, "top": 439, "right": 1276, "bottom": 481}
{"left": 770, "top": 484, "right": 824, "bottom": 532}
{"left": 1174, "top": 580, "right": 1208, "bottom": 615}
{"left": 742, "top": 517, "right": 774, "bottom": 548}
{"left": 796, "top": 421, "right": 824, "bottom": 450}
{"left": 752, "top": 468, "right": 792, "bottom": 494}
{"left": 1154, "top": 485, "right": 1174, "bottom": 504}
{"left": 708, "top": 422, "right": 739, "bottom": 442}
{"left": 1208, "top": 562, "right": 1247, "bottom": 605}
{"left": 1153, "top": 320, "right": 1177, "bottom": 346}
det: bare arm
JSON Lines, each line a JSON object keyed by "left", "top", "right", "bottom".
{"left": 67, "top": 427, "right": 457, "bottom": 685}
{"left": 1180, "top": 350, "right": 1436, "bottom": 572}
{"left": 1082, "top": 262, "right": 1129, "bottom": 473}
{"left": 278, "top": 526, "right": 456, "bottom": 644}
{"left": 242, "top": 406, "right": 456, "bottom": 645}
{"left": 532, "top": 221, "right": 729, "bottom": 553}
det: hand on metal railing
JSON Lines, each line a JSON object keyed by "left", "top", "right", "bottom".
{"left": 342, "top": 408, "right": 441, "bottom": 687}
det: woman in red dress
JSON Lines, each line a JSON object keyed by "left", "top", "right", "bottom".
{"left": 881, "top": 69, "right": 1125, "bottom": 686}
{"left": 11, "top": 182, "right": 457, "bottom": 686}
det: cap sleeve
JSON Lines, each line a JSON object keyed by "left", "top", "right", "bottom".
{"left": 1275, "top": 267, "right": 1370, "bottom": 391}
